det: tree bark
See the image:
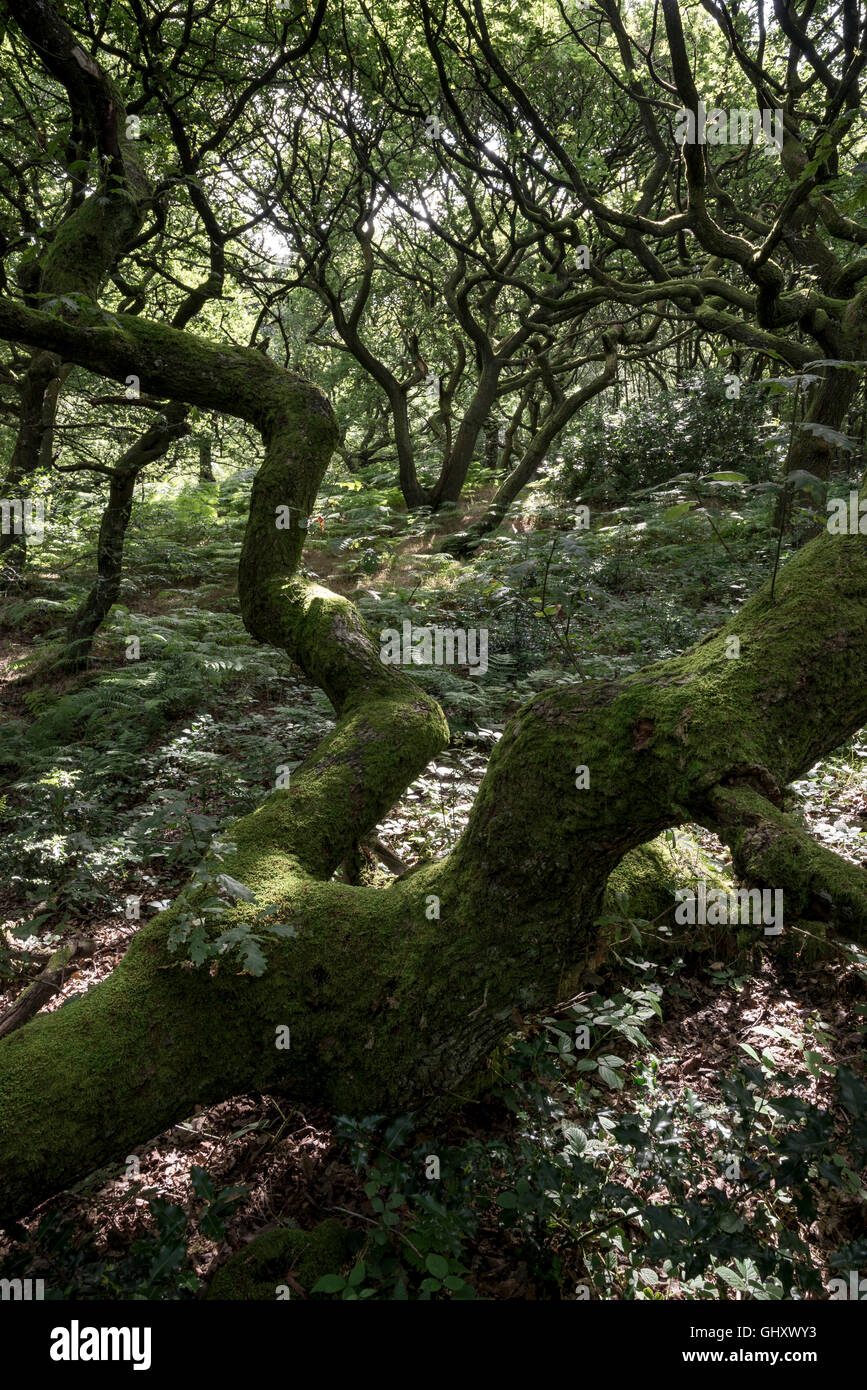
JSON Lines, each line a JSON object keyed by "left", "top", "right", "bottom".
{"left": 62, "top": 404, "right": 190, "bottom": 669}
{"left": 0, "top": 939, "right": 94, "bottom": 1041}
{"left": 0, "top": 352, "right": 64, "bottom": 583}
{"left": 198, "top": 436, "right": 216, "bottom": 484}
{"left": 429, "top": 360, "right": 500, "bottom": 508}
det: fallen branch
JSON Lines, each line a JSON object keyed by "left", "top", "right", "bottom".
{"left": 0, "top": 938, "right": 95, "bottom": 1040}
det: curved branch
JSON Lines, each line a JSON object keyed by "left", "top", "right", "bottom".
{"left": 706, "top": 784, "right": 867, "bottom": 937}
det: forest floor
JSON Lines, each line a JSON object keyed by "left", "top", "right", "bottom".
{"left": 0, "top": 465, "right": 865, "bottom": 1300}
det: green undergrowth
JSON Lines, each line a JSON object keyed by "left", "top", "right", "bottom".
{"left": 0, "top": 602, "right": 334, "bottom": 945}
{"left": 4, "top": 947, "right": 864, "bottom": 1300}
{"left": 0, "top": 1165, "right": 247, "bottom": 1300}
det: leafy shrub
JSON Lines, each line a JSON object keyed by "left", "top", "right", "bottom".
{"left": 558, "top": 372, "right": 773, "bottom": 503}
{"left": 312, "top": 963, "right": 867, "bottom": 1300}
{"left": 0, "top": 1166, "right": 246, "bottom": 1300}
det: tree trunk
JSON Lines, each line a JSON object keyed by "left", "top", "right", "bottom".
{"left": 62, "top": 405, "right": 190, "bottom": 669}
{"left": 429, "top": 361, "right": 500, "bottom": 508}
{"left": 0, "top": 352, "right": 63, "bottom": 584}
{"left": 198, "top": 435, "right": 216, "bottom": 484}
{"left": 0, "top": 0, "right": 150, "bottom": 583}
{"left": 786, "top": 367, "right": 860, "bottom": 483}
{"left": 388, "top": 384, "right": 430, "bottom": 508}
{"left": 484, "top": 417, "right": 500, "bottom": 471}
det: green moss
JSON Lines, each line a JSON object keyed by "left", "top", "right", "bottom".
{"left": 205, "top": 1219, "right": 355, "bottom": 1300}
{"left": 41, "top": 192, "right": 142, "bottom": 299}
{"left": 712, "top": 785, "right": 867, "bottom": 943}
{"left": 605, "top": 840, "right": 681, "bottom": 921}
